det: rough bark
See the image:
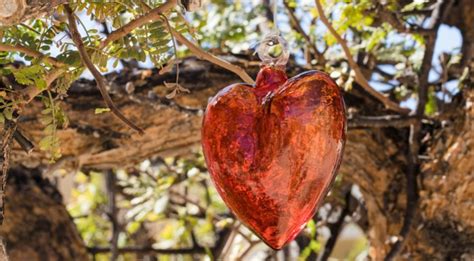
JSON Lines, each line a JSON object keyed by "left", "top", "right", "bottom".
{"left": 0, "top": 0, "right": 67, "bottom": 26}
{"left": 3, "top": 57, "right": 473, "bottom": 260}
{"left": 412, "top": 89, "right": 474, "bottom": 259}
{"left": 0, "top": 166, "right": 88, "bottom": 260}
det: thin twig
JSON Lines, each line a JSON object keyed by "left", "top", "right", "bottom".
{"left": 240, "top": 240, "right": 260, "bottom": 259}
{"left": 65, "top": 5, "right": 144, "bottom": 134}
{"left": 0, "top": 43, "right": 66, "bottom": 68}
{"left": 384, "top": 138, "right": 418, "bottom": 261}
{"left": 283, "top": 1, "right": 326, "bottom": 65}
{"left": 170, "top": 28, "right": 255, "bottom": 84}
{"left": 416, "top": 0, "right": 453, "bottom": 117}
{"left": 373, "top": 2, "right": 433, "bottom": 36}
{"left": 314, "top": 0, "right": 409, "bottom": 114}
{"left": 320, "top": 190, "right": 353, "bottom": 261}
{"left": 100, "top": 0, "right": 178, "bottom": 49}
{"left": 106, "top": 170, "right": 119, "bottom": 261}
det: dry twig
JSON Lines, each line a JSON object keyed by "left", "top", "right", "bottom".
{"left": 170, "top": 28, "right": 255, "bottom": 84}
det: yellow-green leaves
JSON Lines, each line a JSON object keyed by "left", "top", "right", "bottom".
{"left": 11, "top": 65, "right": 47, "bottom": 90}
{"left": 365, "top": 27, "right": 387, "bottom": 52}
{"left": 39, "top": 93, "right": 68, "bottom": 161}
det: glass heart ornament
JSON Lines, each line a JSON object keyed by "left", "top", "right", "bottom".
{"left": 201, "top": 34, "right": 346, "bottom": 250}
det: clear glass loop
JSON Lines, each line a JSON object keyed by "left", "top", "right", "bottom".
{"left": 257, "top": 32, "right": 289, "bottom": 67}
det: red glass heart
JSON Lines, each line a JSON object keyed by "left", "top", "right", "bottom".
{"left": 201, "top": 66, "right": 346, "bottom": 250}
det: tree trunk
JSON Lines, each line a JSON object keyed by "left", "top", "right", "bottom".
{"left": 342, "top": 91, "right": 474, "bottom": 259}
{"left": 0, "top": 166, "right": 88, "bottom": 260}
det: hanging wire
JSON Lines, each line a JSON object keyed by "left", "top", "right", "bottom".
{"left": 272, "top": 0, "right": 279, "bottom": 33}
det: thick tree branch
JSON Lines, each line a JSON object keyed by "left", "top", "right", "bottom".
{"left": 65, "top": 5, "right": 144, "bottom": 134}
{"left": 348, "top": 115, "right": 419, "bottom": 128}
{"left": 88, "top": 246, "right": 206, "bottom": 255}
{"left": 12, "top": 129, "right": 34, "bottom": 154}
{"left": 314, "top": 0, "right": 409, "bottom": 114}
{"left": 19, "top": 68, "right": 65, "bottom": 103}
{"left": 384, "top": 141, "right": 418, "bottom": 261}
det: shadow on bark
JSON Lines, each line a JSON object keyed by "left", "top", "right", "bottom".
{"left": 0, "top": 166, "right": 88, "bottom": 260}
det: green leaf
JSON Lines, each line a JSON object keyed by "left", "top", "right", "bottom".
{"left": 425, "top": 88, "right": 438, "bottom": 116}
{"left": 95, "top": 108, "right": 111, "bottom": 114}
{"left": 40, "top": 115, "right": 53, "bottom": 125}
{"left": 35, "top": 78, "right": 47, "bottom": 90}
{"left": 3, "top": 107, "right": 13, "bottom": 120}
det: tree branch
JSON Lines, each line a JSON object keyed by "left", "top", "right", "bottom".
{"left": 0, "top": 44, "right": 67, "bottom": 104}
{"left": 416, "top": 0, "right": 453, "bottom": 117}
{"left": 65, "top": 5, "right": 144, "bottom": 134}
{"left": 170, "top": 28, "right": 255, "bottom": 84}
{"left": 13, "top": 128, "right": 34, "bottom": 153}
{"left": 373, "top": 2, "right": 434, "bottom": 36}
{"left": 314, "top": 0, "right": 410, "bottom": 114}
{"left": 87, "top": 246, "right": 206, "bottom": 255}
{"left": 384, "top": 137, "right": 418, "bottom": 261}
{"left": 105, "top": 170, "right": 119, "bottom": 261}
{"left": 320, "top": 190, "right": 353, "bottom": 261}
{"left": 99, "top": 0, "right": 178, "bottom": 49}
{"left": 0, "top": 43, "right": 66, "bottom": 68}
{"left": 348, "top": 115, "right": 419, "bottom": 129}
{"left": 19, "top": 68, "right": 65, "bottom": 103}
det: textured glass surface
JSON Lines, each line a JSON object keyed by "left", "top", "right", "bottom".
{"left": 201, "top": 66, "right": 346, "bottom": 249}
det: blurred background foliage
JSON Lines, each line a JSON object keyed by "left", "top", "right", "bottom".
{"left": 63, "top": 154, "right": 368, "bottom": 260}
